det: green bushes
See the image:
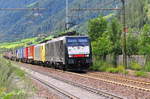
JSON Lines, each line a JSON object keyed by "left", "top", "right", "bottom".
{"left": 1, "top": 90, "right": 25, "bottom": 99}
{"left": 130, "top": 61, "right": 142, "bottom": 70}
{"left": 106, "top": 65, "right": 128, "bottom": 74}
{"left": 91, "top": 56, "right": 150, "bottom": 77}
{"left": 144, "top": 62, "right": 150, "bottom": 72}
{"left": 14, "top": 68, "right": 25, "bottom": 78}
{"left": 0, "top": 58, "right": 26, "bottom": 99}
{"left": 134, "top": 71, "right": 148, "bottom": 77}
{"left": 90, "top": 60, "right": 112, "bottom": 71}
{"left": 129, "top": 61, "right": 148, "bottom": 77}
{"left": 117, "top": 65, "right": 125, "bottom": 73}
{"left": 106, "top": 67, "right": 119, "bottom": 73}
{"left": 129, "top": 61, "right": 150, "bottom": 76}
{"left": 90, "top": 60, "right": 128, "bottom": 74}
{"left": 0, "top": 60, "right": 13, "bottom": 90}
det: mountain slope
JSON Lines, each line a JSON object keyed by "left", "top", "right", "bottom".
{"left": 126, "top": 0, "right": 150, "bottom": 28}
{"left": 0, "top": 0, "right": 120, "bottom": 42}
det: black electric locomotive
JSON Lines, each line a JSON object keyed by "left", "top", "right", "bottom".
{"left": 45, "top": 36, "right": 92, "bottom": 71}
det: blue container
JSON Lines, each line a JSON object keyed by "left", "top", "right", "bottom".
{"left": 18, "top": 48, "right": 24, "bottom": 59}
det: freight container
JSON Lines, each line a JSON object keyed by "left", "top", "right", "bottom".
{"left": 34, "top": 44, "right": 41, "bottom": 61}
{"left": 23, "top": 47, "right": 28, "bottom": 62}
{"left": 23, "top": 47, "right": 28, "bottom": 59}
{"left": 40, "top": 43, "right": 45, "bottom": 62}
{"left": 28, "top": 45, "right": 34, "bottom": 60}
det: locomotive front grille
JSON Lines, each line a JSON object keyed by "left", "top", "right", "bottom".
{"left": 68, "top": 58, "right": 91, "bottom": 65}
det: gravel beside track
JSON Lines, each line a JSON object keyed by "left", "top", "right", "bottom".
{"left": 19, "top": 66, "right": 120, "bottom": 99}
{"left": 29, "top": 74, "right": 79, "bottom": 99}
{"left": 87, "top": 72, "right": 150, "bottom": 90}
{"left": 15, "top": 62, "right": 150, "bottom": 99}
{"left": 89, "top": 72, "right": 150, "bottom": 83}
{"left": 30, "top": 78, "right": 61, "bottom": 99}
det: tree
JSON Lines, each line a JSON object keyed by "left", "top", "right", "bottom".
{"left": 107, "top": 18, "right": 122, "bottom": 66}
{"left": 139, "top": 24, "right": 150, "bottom": 54}
{"left": 126, "top": 0, "right": 149, "bottom": 28}
{"left": 108, "top": 18, "right": 122, "bottom": 54}
{"left": 92, "top": 32, "right": 113, "bottom": 60}
{"left": 88, "top": 16, "right": 108, "bottom": 41}
{"left": 139, "top": 24, "right": 150, "bottom": 63}
{"left": 126, "top": 31, "right": 139, "bottom": 56}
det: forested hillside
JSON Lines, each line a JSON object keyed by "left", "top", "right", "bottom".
{"left": 0, "top": 0, "right": 149, "bottom": 42}
{"left": 126, "top": 0, "right": 150, "bottom": 28}
{"left": 0, "top": 0, "right": 120, "bottom": 42}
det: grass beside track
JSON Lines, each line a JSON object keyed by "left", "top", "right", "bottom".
{"left": 0, "top": 57, "right": 35, "bottom": 99}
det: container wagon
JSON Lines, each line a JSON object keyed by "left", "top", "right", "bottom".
{"left": 34, "top": 44, "right": 42, "bottom": 64}
{"left": 16, "top": 48, "right": 23, "bottom": 61}
{"left": 40, "top": 43, "right": 46, "bottom": 64}
{"left": 23, "top": 47, "right": 28, "bottom": 63}
{"left": 28, "top": 45, "right": 34, "bottom": 63}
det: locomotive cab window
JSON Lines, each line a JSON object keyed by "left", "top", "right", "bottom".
{"left": 67, "top": 37, "right": 89, "bottom": 46}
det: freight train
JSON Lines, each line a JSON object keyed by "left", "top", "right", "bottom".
{"left": 4, "top": 36, "right": 92, "bottom": 71}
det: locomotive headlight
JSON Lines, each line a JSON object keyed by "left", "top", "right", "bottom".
{"left": 69, "top": 55, "right": 73, "bottom": 58}
{"left": 85, "top": 54, "right": 89, "bottom": 57}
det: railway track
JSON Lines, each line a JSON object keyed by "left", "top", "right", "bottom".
{"left": 44, "top": 72, "right": 123, "bottom": 99}
{"left": 88, "top": 72, "right": 150, "bottom": 85}
{"left": 19, "top": 65, "right": 123, "bottom": 99}
{"left": 46, "top": 68, "right": 150, "bottom": 92}
{"left": 69, "top": 72, "right": 150, "bottom": 92}
{"left": 13, "top": 62, "right": 150, "bottom": 98}
{"left": 30, "top": 74, "right": 79, "bottom": 99}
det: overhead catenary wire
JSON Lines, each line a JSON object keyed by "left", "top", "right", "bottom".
{"left": 0, "top": 8, "right": 46, "bottom": 11}
{"left": 66, "top": 0, "right": 121, "bottom": 31}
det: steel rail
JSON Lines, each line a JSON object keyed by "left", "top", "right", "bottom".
{"left": 45, "top": 67, "right": 150, "bottom": 92}
{"left": 30, "top": 74, "right": 79, "bottom": 99}
{"left": 68, "top": 72, "right": 150, "bottom": 92}
{"left": 89, "top": 72, "right": 150, "bottom": 85}
{"left": 20, "top": 65, "right": 124, "bottom": 99}
{"left": 15, "top": 62, "right": 150, "bottom": 92}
